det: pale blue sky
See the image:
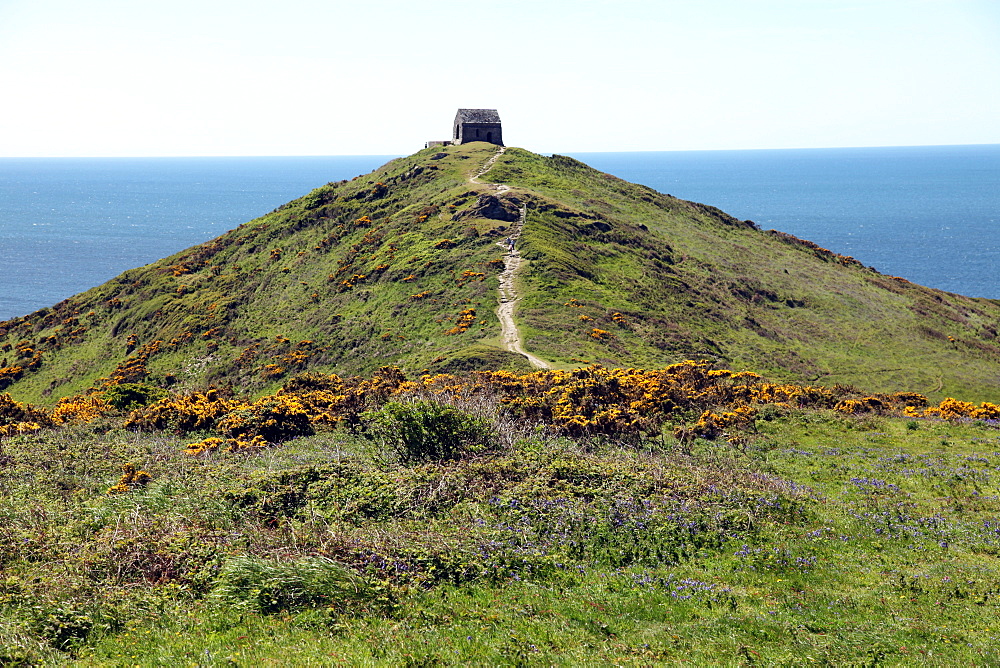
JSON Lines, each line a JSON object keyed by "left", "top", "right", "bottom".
{"left": 1, "top": 0, "right": 998, "bottom": 156}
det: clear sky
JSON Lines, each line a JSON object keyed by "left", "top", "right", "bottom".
{"left": 1, "top": 0, "right": 998, "bottom": 156}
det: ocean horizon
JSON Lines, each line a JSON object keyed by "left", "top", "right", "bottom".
{"left": 2, "top": 144, "right": 998, "bottom": 321}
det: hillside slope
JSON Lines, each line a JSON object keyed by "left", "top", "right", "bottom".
{"left": 1, "top": 143, "right": 999, "bottom": 402}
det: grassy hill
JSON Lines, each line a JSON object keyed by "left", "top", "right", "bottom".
{"left": 488, "top": 150, "right": 1000, "bottom": 401}
{"left": 1, "top": 142, "right": 999, "bottom": 404}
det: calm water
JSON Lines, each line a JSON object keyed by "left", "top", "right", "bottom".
{"left": 1, "top": 146, "right": 998, "bottom": 320}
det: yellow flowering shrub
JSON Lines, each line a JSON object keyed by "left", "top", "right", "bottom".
{"left": 912, "top": 398, "right": 1000, "bottom": 421}
{"left": 106, "top": 463, "right": 152, "bottom": 494}
{"left": 52, "top": 393, "right": 109, "bottom": 424}
{"left": 835, "top": 396, "right": 889, "bottom": 415}
{"left": 216, "top": 395, "right": 314, "bottom": 442}
{"left": 124, "top": 389, "right": 243, "bottom": 434}
{"left": 38, "top": 357, "right": 990, "bottom": 457}
{"left": 0, "top": 421, "right": 45, "bottom": 438}
{"left": 185, "top": 436, "right": 226, "bottom": 455}
{"left": 444, "top": 309, "right": 477, "bottom": 335}
{"left": 185, "top": 435, "right": 268, "bottom": 456}
{"left": 0, "top": 365, "right": 25, "bottom": 389}
{"left": 261, "top": 364, "right": 286, "bottom": 380}
{"left": 0, "top": 393, "right": 53, "bottom": 437}
{"left": 105, "top": 341, "right": 162, "bottom": 386}
{"left": 409, "top": 362, "right": 930, "bottom": 439}
{"left": 282, "top": 389, "right": 362, "bottom": 427}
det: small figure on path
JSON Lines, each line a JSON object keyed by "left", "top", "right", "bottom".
{"left": 507, "top": 237, "right": 515, "bottom": 253}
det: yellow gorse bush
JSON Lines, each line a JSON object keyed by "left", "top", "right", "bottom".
{"left": 3, "top": 360, "right": 993, "bottom": 455}
{"left": 444, "top": 309, "right": 477, "bottom": 336}
{"left": 906, "top": 397, "right": 1000, "bottom": 421}
{"left": 0, "top": 421, "right": 45, "bottom": 438}
{"left": 124, "top": 389, "right": 243, "bottom": 433}
{"left": 0, "top": 393, "right": 54, "bottom": 437}
{"left": 51, "top": 393, "right": 109, "bottom": 424}
{"left": 185, "top": 434, "right": 267, "bottom": 455}
{"left": 106, "top": 463, "right": 152, "bottom": 494}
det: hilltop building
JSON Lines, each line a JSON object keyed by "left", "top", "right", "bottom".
{"left": 453, "top": 108, "right": 503, "bottom": 145}
{"left": 426, "top": 108, "right": 503, "bottom": 148}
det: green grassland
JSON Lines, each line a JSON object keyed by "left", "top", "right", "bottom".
{"left": 2, "top": 143, "right": 1000, "bottom": 665}
{"left": 3, "top": 395, "right": 1000, "bottom": 665}
{"left": 1, "top": 143, "right": 999, "bottom": 405}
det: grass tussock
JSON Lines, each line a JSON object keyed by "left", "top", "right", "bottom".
{"left": 212, "top": 555, "right": 394, "bottom": 615}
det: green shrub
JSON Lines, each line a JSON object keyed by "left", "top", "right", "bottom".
{"left": 103, "top": 383, "right": 169, "bottom": 411}
{"left": 28, "top": 603, "right": 93, "bottom": 652}
{"left": 362, "top": 400, "right": 494, "bottom": 463}
{"left": 212, "top": 555, "right": 392, "bottom": 615}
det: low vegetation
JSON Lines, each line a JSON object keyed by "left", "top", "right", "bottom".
{"left": 2, "top": 363, "right": 1000, "bottom": 664}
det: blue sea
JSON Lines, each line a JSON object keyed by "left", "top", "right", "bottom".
{"left": 1, "top": 145, "right": 998, "bottom": 321}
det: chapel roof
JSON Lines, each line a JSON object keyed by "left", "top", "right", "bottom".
{"left": 455, "top": 108, "right": 501, "bottom": 124}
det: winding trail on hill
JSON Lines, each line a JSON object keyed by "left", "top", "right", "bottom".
{"left": 471, "top": 147, "right": 550, "bottom": 370}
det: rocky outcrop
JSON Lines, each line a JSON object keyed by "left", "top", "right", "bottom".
{"left": 454, "top": 194, "right": 522, "bottom": 222}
